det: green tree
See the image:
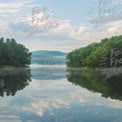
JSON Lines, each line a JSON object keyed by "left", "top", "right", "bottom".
{"left": 67, "top": 35, "right": 122, "bottom": 68}
{"left": 0, "top": 38, "right": 32, "bottom": 67}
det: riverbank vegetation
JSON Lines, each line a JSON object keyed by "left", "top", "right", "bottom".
{"left": 67, "top": 35, "right": 122, "bottom": 68}
{"left": 0, "top": 37, "right": 31, "bottom": 67}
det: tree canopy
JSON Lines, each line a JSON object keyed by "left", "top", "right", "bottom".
{"left": 0, "top": 37, "right": 31, "bottom": 67}
{"left": 67, "top": 35, "right": 122, "bottom": 68}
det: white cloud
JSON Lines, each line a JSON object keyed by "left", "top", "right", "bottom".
{"left": 52, "top": 20, "right": 70, "bottom": 32}
{"left": 22, "top": 97, "right": 70, "bottom": 117}
{"left": 19, "top": 9, "right": 71, "bottom": 35}
{"left": 22, "top": 39, "right": 82, "bottom": 52}
{"left": 52, "top": 103, "right": 61, "bottom": 109}
{"left": 0, "top": 1, "right": 31, "bottom": 15}
{"left": 0, "top": 1, "right": 33, "bottom": 33}
{"left": 0, "top": 15, "right": 10, "bottom": 17}
{"left": 107, "top": 98, "right": 122, "bottom": 109}
{"left": 0, "top": 115, "right": 22, "bottom": 122}
{"left": 0, "top": 1, "right": 30, "bottom": 8}
{"left": 70, "top": 20, "right": 122, "bottom": 45}
{"left": 22, "top": 100, "right": 50, "bottom": 117}
{"left": 55, "top": 98, "right": 69, "bottom": 106}
{"left": 0, "top": 9, "right": 19, "bottom": 13}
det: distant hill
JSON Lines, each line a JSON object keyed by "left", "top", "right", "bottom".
{"left": 31, "top": 50, "right": 67, "bottom": 65}
{"left": 32, "top": 50, "right": 66, "bottom": 57}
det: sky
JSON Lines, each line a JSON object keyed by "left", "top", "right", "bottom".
{"left": 0, "top": 0, "right": 122, "bottom": 52}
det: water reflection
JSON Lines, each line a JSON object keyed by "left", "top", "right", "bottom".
{"left": 0, "top": 68, "right": 31, "bottom": 97}
{"left": 31, "top": 66, "right": 66, "bottom": 88}
{"left": 31, "top": 66, "right": 66, "bottom": 80}
{"left": 66, "top": 68, "right": 122, "bottom": 101}
{"left": 0, "top": 67, "right": 122, "bottom": 121}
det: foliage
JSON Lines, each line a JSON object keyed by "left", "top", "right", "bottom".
{"left": 67, "top": 35, "right": 122, "bottom": 68}
{"left": 0, "top": 37, "right": 31, "bottom": 67}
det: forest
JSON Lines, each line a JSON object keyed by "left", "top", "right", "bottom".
{"left": 0, "top": 37, "right": 31, "bottom": 67}
{"left": 66, "top": 35, "right": 122, "bottom": 68}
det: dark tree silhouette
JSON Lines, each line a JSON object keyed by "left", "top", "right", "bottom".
{"left": 0, "top": 68, "right": 31, "bottom": 97}
{"left": 0, "top": 37, "right": 32, "bottom": 67}
{"left": 66, "top": 68, "right": 122, "bottom": 101}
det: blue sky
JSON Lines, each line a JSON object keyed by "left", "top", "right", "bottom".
{"left": 0, "top": 0, "right": 121, "bottom": 52}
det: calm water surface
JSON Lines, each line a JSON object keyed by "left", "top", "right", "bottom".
{"left": 0, "top": 66, "right": 122, "bottom": 122}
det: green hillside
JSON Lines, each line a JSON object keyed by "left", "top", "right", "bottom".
{"left": 67, "top": 35, "right": 122, "bottom": 68}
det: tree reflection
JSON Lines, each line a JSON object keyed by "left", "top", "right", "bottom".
{"left": 66, "top": 68, "right": 122, "bottom": 101}
{"left": 0, "top": 68, "right": 31, "bottom": 97}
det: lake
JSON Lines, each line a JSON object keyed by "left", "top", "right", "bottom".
{"left": 0, "top": 66, "right": 122, "bottom": 122}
